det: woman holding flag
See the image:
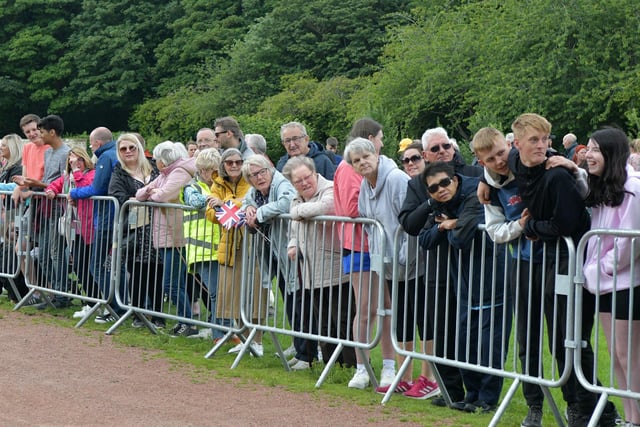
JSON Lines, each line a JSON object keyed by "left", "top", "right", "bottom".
{"left": 206, "top": 148, "right": 266, "bottom": 356}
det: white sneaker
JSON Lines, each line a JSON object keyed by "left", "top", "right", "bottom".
{"left": 283, "top": 345, "right": 296, "bottom": 358}
{"left": 228, "top": 343, "right": 244, "bottom": 354}
{"left": 380, "top": 368, "right": 395, "bottom": 388}
{"left": 290, "top": 360, "right": 310, "bottom": 370}
{"left": 72, "top": 305, "right": 92, "bottom": 319}
{"left": 348, "top": 369, "right": 370, "bottom": 389}
{"left": 187, "top": 328, "right": 213, "bottom": 339}
{"left": 249, "top": 342, "right": 264, "bottom": 357}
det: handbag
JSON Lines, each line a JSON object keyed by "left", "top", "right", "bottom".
{"left": 58, "top": 205, "right": 80, "bottom": 244}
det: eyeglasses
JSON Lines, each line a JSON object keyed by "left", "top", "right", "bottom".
{"left": 283, "top": 135, "right": 306, "bottom": 145}
{"left": 292, "top": 173, "right": 315, "bottom": 187}
{"left": 429, "top": 143, "right": 452, "bottom": 153}
{"left": 249, "top": 168, "right": 269, "bottom": 179}
{"left": 402, "top": 155, "right": 423, "bottom": 165}
{"left": 214, "top": 130, "right": 228, "bottom": 138}
{"left": 224, "top": 159, "right": 243, "bottom": 167}
{"left": 119, "top": 145, "right": 138, "bottom": 152}
{"left": 427, "top": 177, "right": 453, "bottom": 194}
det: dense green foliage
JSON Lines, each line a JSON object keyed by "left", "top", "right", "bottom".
{"left": 1, "top": 0, "right": 638, "bottom": 155}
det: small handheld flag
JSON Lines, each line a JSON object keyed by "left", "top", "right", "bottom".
{"left": 215, "top": 200, "right": 246, "bottom": 229}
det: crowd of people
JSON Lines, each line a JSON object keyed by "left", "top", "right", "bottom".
{"left": 0, "top": 112, "right": 638, "bottom": 427}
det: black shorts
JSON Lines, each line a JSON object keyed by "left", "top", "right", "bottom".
{"left": 599, "top": 287, "right": 640, "bottom": 320}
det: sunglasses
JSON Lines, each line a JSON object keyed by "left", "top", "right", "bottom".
{"left": 224, "top": 159, "right": 243, "bottom": 167}
{"left": 401, "top": 154, "right": 423, "bottom": 165}
{"left": 427, "top": 177, "right": 453, "bottom": 194}
{"left": 429, "top": 143, "right": 452, "bottom": 153}
{"left": 119, "top": 145, "right": 137, "bottom": 152}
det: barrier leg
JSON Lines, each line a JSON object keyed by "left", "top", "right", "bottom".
{"left": 315, "top": 342, "right": 343, "bottom": 388}
{"left": 230, "top": 328, "right": 257, "bottom": 369}
{"left": 380, "top": 356, "right": 412, "bottom": 405}
{"left": 74, "top": 303, "right": 103, "bottom": 328}
{"left": 541, "top": 385, "right": 565, "bottom": 427}
{"left": 105, "top": 309, "right": 130, "bottom": 335}
{"left": 489, "top": 379, "right": 519, "bottom": 427}
{"left": 13, "top": 288, "right": 40, "bottom": 310}
{"left": 587, "top": 393, "right": 609, "bottom": 427}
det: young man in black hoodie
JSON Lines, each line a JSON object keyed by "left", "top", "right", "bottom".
{"left": 508, "top": 113, "right": 617, "bottom": 427}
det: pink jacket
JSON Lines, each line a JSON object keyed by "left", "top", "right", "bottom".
{"left": 333, "top": 161, "right": 369, "bottom": 252}
{"left": 584, "top": 167, "right": 640, "bottom": 295}
{"left": 135, "top": 157, "right": 196, "bottom": 248}
{"left": 46, "top": 169, "right": 95, "bottom": 244}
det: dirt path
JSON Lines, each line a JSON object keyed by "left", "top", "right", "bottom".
{"left": 0, "top": 309, "right": 422, "bottom": 427}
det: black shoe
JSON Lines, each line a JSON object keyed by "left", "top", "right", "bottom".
{"left": 152, "top": 317, "right": 166, "bottom": 329}
{"left": 451, "top": 400, "right": 469, "bottom": 412}
{"left": 95, "top": 314, "right": 117, "bottom": 324}
{"left": 36, "top": 297, "right": 71, "bottom": 310}
{"left": 21, "top": 296, "right": 41, "bottom": 306}
{"left": 521, "top": 405, "right": 543, "bottom": 427}
{"left": 598, "top": 402, "right": 621, "bottom": 427}
{"left": 431, "top": 396, "right": 447, "bottom": 407}
{"left": 471, "top": 400, "right": 496, "bottom": 414}
{"left": 566, "top": 403, "right": 588, "bottom": 427}
{"left": 171, "top": 323, "right": 197, "bottom": 337}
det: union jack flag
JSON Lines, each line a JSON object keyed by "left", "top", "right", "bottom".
{"left": 215, "top": 200, "right": 246, "bottom": 229}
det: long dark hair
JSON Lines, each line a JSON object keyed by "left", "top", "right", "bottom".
{"left": 584, "top": 127, "right": 629, "bottom": 208}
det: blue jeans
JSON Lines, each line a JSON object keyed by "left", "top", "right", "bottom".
{"left": 90, "top": 227, "right": 126, "bottom": 313}
{"left": 37, "top": 215, "right": 69, "bottom": 300}
{"left": 159, "top": 247, "right": 192, "bottom": 319}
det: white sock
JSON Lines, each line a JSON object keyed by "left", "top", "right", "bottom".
{"left": 382, "top": 359, "right": 395, "bottom": 371}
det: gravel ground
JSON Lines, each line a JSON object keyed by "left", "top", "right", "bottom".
{"left": 0, "top": 308, "right": 424, "bottom": 427}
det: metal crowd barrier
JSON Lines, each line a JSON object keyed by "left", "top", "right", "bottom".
{"left": 389, "top": 225, "right": 577, "bottom": 427}
{"left": 574, "top": 229, "right": 640, "bottom": 427}
{"left": 107, "top": 200, "right": 245, "bottom": 347}
{"left": 0, "top": 191, "right": 26, "bottom": 302}
{"left": 14, "top": 192, "right": 121, "bottom": 328}
{"left": 234, "top": 213, "right": 388, "bottom": 388}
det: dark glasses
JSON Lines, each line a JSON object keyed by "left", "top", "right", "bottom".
{"left": 429, "top": 143, "right": 452, "bottom": 153}
{"left": 401, "top": 155, "right": 423, "bottom": 165}
{"left": 427, "top": 177, "right": 452, "bottom": 193}
{"left": 224, "top": 159, "right": 243, "bottom": 167}
{"left": 119, "top": 145, "right": 137, "bottom": 152}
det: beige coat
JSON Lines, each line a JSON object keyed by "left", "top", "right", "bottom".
{"left": 288, "top": 174, "right": 346, "bottom": 289}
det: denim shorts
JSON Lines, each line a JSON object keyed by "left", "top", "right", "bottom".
{"left": 342, "top": 251, "right": 370, "bottom": 274}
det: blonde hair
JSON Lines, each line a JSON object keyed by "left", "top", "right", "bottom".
{"left": 116, "top": 133, "right": 152, "bottom": 177}
{"left": 0, "top": 134, "right": 25, "bottom": 169}
{"left": 66, "top": 146, "right": 95, "bottom": 175}
{"left": 511, "top": 113, "right": 552, "bottom": 140}
{"left": 471, "top": 127, "right": 505, "bottom": 154}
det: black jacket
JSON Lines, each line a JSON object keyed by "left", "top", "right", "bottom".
{"left": 398, "top": 151, "right": 482, "bottom": 236}
{"left": 507, "top": 149, "right": 590, "bottom": 245}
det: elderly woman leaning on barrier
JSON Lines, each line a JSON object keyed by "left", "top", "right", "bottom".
{"left": 181, "top": 148, "right": 222, "bottom": 340}
{"left": 418, "top": 161, "right": 510, "bottom": 413}
{"left": 241, "top": 155, "right": 315, "bottom": 364}
{"left": 136, "top": 141, "right": 197, "bottom": 337}
{"left": 45, "top": 146, "right": 97, "bottom": 314}
{"left": 108, "top": 134, "right": 164, "bottom": 329}
{"left": 344, "top": 136, "right": 424, "bottom": 393}
{"left": 284, "top": 156, "right": 356, "bottom": 370}
{"left": 205, "top": 148, "right": 266, "bottom": 356}
{"left": 583, "top": 128, "right": 640, "bottom": 426}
